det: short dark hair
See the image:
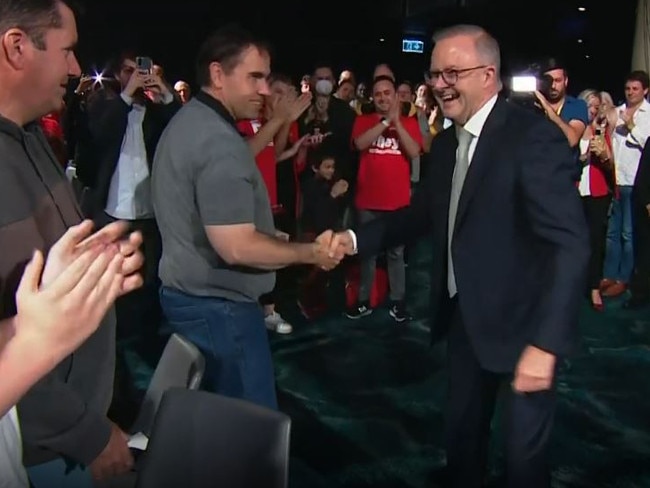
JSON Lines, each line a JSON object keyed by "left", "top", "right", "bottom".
{"left": 626, "top": 70, "right": 650, "bottom": 90}
{"left": 398, "top": 80, "right": 414, "bottom": 92}
{"left": 372, "top": 75, "right": 396, "bottom": 91}
{"left": 196, "top": 24, "right": 270, "bottom": 88}
{"left": 309, "top": 149, "right": 335, "bottom": 169}
{"left": 269, "top": 72, "right": 293, "bottom": 86}
{"left": 0, "top": 0, "right": 76, "bottom": 50}
{"left": 312, "top": 62, "right": 333, "bottom": 75}
{"left": 111, "top": 49, "right": 138, "bottom": 74}
{"left": 540, "top": 57, "right": 567, "bottom": 76}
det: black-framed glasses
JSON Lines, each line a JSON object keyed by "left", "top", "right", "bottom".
{"left": 424, "top": 65, "right": 487, "bottom": 85}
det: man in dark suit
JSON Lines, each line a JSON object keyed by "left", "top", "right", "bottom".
{"left": 326, "top": 24, "right": 589, "bottom": 487}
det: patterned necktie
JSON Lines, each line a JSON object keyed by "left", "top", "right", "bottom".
{"left": 448, "top": 125, "right": 473, "bottom": 297}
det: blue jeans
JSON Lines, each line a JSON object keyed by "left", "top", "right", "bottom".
{"left": 604, "top": 185, "right": 634, "bottom": 282}
{"left": 159, "top": 287, "right": 278, "bottom": 410}
{"left": 28, "top": 458, "right": 92, "bottom": 488}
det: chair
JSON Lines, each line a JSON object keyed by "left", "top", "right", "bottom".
{"left": 130, "top": 333, "right": 205, "bottom": 436}
{"left": 136, "top": 389, "right": 291, "bottom": 488}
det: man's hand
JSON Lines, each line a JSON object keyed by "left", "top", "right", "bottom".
{"left": 316, "top": 230, "right": 355, "bottom": 261}
{"left": 311, "top": 230, "right": 347, "bottom": 270}
{"left": 90, "top": 422, "right": 134, "bottom": 480}
{"left": 122, "top": 70, "right": 147, "bottom": 98}
{"left": 620, "top": 108, "right": 636, "bottom": 131}
{"left": 273, "top": 93, "right": 312, "bottom": 123}
{"left": 43, "top": 220, "right": 144, "bottom": 297}
{"left": 14, "top": 245, "right": 124, "bottom": 359}
{"left": 512, "top": 345, "right": 556, "bottom": 393}
{"left": 145, "top": 73, "right": 171, "bottom": 100}
{"left": 388, "top": 99, "right": 402, "bottom": 124}
{"left": 533, "top": 91, "right": 554, "bottom": 116}
{"left": 333, "top": 231, "right": 355, "bottom": 257}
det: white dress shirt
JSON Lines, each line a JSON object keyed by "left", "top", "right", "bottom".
{"left": 612, "top": 99, "right": 650, "bottom": 186}
{"left": 105, "top": 92, "right": 173, "bottom": 220}
{"left": 0, "top": 407, "right": 28, "bottom": 488}
{"left": 347, "top": 95, "right": 499, "bottom": 252}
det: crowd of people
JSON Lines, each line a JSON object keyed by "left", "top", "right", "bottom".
{"left": 1, "top": 0, "right": 649, "bottom": 487}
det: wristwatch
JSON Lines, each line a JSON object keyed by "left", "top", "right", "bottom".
{"left": 380, "top": 117, "right": 390, "bottom": 127}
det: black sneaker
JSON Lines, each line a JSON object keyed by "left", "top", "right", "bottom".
{"left": 345, "top": 302, "right": 373, "bottom": 319}
{"left": 389, "top": 301, "right": 409, "bottom": 323}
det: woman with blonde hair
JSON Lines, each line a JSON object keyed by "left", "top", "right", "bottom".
{"left": 578, "top": 89, "right": 616, "bottom": 310}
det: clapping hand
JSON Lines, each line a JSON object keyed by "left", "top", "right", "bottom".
{"left": 273, "top": 92, "right": 312, "bottom": 123}
{"left": 330, "top": 179, "right": 349, "bottom": 198}
{"left": 42, "top": 220, "right": 144, "bottom": 297}
{"left": 15, "top": 244, "right": 124, "bottom": 361}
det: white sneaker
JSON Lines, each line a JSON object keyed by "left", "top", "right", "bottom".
{"left": 264, "top": 311, "right": 293, "bottom": 334}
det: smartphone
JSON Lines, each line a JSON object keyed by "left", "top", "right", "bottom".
{"left": 135, "top": 56, "right": 153, "bottom": 73}
{"left": 595, "top": 127, "right": 603, "bottom": 136}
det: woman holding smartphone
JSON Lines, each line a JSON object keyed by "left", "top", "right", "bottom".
{"left": 578, "top": 89, "right": 616, "bottom": 311}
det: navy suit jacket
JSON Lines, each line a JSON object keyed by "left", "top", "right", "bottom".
{"left": 354, "top": 95, "right": 589, "bottom": 372}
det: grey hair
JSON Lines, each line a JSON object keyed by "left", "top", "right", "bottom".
{"left": 432, "top": 24, "right": 501, "bottom": 82}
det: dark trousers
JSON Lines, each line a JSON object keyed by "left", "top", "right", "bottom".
{"left": 259, "top": 290, "right": 275, "bottom": 307}
{"left": 98, "top": 213, "right": 164, "bottom": 360}
{"left": 160, "top": 287, "right": 278, "bottom": 410}
{"left": 582, "top": 195, "right": 611, "bottom": 290}
{"left": 630, "top": 205, "right": 650, "bottom": 299}
{"left": 445, "top": 304, "right": 556, "bottom": 488}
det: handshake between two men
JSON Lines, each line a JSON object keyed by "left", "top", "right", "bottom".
{"left": 310, "top": 229, "right": 356, "bottom": 270}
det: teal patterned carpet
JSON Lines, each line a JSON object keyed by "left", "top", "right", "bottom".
{"left": 121, "top": 238, "right": 650, "bottom": 487}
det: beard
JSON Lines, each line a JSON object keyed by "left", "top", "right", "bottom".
{"left": 547, "top": 90, "right": 564, "bottom": 103}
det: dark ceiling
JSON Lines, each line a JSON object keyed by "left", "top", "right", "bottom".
{"left": 75, "top": 0, "right": 637, "bottom": 98}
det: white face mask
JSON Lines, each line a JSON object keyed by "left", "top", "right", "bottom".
{"left": 315, "top": 79, "right": 333, "bottom": 96}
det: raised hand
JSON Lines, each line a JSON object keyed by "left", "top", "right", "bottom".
{"left": 15, "top": 244, "right": 124, "bottom": 360}
{"left": 330, "top": 179, "right": 349, "bottom": 198}
{"left": 274, "top": 92, "right": 313, "bottom": 122}
{"left": 289, "top": 92, "right": 313, "bottom": 121}
{"left": 43, "top": 220, "right": 144, "bottom": 297}
{"left": 123, "top": 70, "right": 148, "bottom": 98}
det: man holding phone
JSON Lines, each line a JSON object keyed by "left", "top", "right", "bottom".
{"left": 86, "top": 50, "right": 181, "bottom": 408}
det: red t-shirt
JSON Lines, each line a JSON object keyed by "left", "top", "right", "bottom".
{"left": 351, "top": 113, "right": 423, "bottom": 211}
{"left": 237, "top": 119, "right": 278, "bottom": 206}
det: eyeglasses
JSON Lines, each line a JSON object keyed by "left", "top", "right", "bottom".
{"left": 424, "top": 65, "right": 487, "bottom": 86}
